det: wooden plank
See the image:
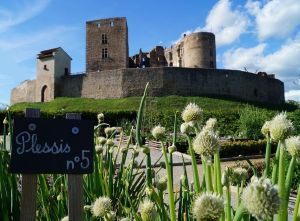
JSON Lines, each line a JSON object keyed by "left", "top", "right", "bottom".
{"left": 20, "top": 108, "right": 40, "bottom": 221}
{"left": 66, "top": 113, "right": 84, "bottom": 221}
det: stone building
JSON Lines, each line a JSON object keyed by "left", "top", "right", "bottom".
{"left": 11, "top": 17, "right": 285, "bottom": 105}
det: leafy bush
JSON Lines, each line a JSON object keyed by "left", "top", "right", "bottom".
{"left": 238, "top": 106, "right": 274, "bottom": 140}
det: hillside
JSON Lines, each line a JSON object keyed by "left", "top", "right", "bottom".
{"left": 9, "top": 96, "right": 296, "bottom": 114}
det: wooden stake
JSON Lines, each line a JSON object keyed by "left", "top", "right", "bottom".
{"left": 20, "top": 108, "right": 40, "bottom": 221}
{"left": 66, "top": 113, "right": 84, "bottom": 221}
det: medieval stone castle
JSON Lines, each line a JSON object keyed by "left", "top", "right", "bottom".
{"left": 11, "top": 17, "right": 284, "bottom": 105}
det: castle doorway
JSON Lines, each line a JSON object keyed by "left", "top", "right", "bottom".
{"left": 41, "top": 85, "right": 50, "bottom": 102}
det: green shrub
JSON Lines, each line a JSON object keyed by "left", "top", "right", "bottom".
{"left": 238, "top": 106, "right": 274, "bottom": 140}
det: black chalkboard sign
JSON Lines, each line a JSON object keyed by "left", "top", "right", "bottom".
{"left": 10, "top": 118, "right": 94, "bottom": 174}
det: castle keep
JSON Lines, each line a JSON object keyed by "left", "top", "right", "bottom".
{"left": 11, "top": 17, "right": 284, "bottom": 105}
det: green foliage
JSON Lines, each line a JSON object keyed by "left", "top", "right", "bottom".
{"left": 238, "top": 106, "right": 274, "bottom": 140}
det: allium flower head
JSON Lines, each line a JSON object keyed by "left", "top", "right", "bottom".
{"left": 3, "top": 117, "right": 8, "bottom": 125}
{"left": 231, "top": 167, "right": 248, "bottom": 185}
{"left": 180, "top": 122, "right": 194, "bottom": 134}
{"left": 261, "top": 121, "right": 271, "bottom": 137}
{"left": 151, "top": 125, "right": 166, "bottom": 140}
{"left": 269, "top": 112, "right": 293, "bottom": 141}
{"left": 285, "top": 136, "right": 300, "bottom": 158}
{"left": 155, "top": 175, "right": 168, "bottom": 191}
{"left": 95, "top": 145, "right": 103, "bottom": 154}
{"left": 182, "top": 103, "right": 203, "bottom": 124}
{"left": 222, "top": 167, "right": 232, "bottom": 186}
{"left": 139, "top": 199, "right": 158, "bottom": 221}
{"left": 204, "top": 118, "right": 217, "bottom": 131}
{"left": 242, "top": 177, "right": 280, "bottom": 220}
{"left": 97, "top": 113, "right": 104, "bottom": 123}
{"left": 61, "top": 216, "right": 69, "bottom": 221}
{"left": 98, "top": 137, "right": 107, "bottom": 145}
{"left": 106, "top": 211, "right": 116, "bottom": 221}
{"left": 193, "top": 129, "right": 219, "bottom": 159}
{"left": 192, "top": 193, "right": 224, "bottom": 221}
{"left": 168, "top": 145, "right": 176, "bottom": 154}
{"left": 91, "top": 196, "right": 112, "bottom": 217}
{"left": 105, "top": 127, "right": 116, "bottom": 137}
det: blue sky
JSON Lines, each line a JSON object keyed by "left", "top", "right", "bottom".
{"left": 1, "top": 0, "right": 300, "bottom": 105}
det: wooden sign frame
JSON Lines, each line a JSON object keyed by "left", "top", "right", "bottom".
{"left": 19, "top": 109, "right": 86, "bottom": 221}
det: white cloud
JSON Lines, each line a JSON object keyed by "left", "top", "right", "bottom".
{"left": 285, "top": 90, "right": 300, "bottom": 101}
{"left": 246, "top": 0, "right": 300, "bottom": 40}
{"left": 0, "top": 0, "right": 50, "bottom": 32}
{"left": 199, "top": 0, "right": 249, "bottom": 46}
{"left": 222, "top": 43, "right": 266, "bottom": 72}
{"left": 222, "top": 32, "right": 300, "bottom": 92}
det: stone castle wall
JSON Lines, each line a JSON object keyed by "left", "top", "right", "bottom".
{"left": 11, "top": 67, "right": 284, "bottom": 105}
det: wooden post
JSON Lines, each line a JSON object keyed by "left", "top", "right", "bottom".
{"left": 66, "top": 113, "right": 84, "bottom": 221}
{"left": 20, "top": 108, "right": 40, "bottom": 221}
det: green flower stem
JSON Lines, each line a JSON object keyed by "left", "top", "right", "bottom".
{"left": 277, "top": 140, "right": 286, "bottom": 221}
{"left": 292, "top": 184, "right": 300, "bottom": 221}
{"left": 237, "top": 185, "right": 240, "bottom": 207}
{"left": 135, "top": 82, "right": 151, "bottom": 186}
{"left": 280, "top": 155, "right": 297, "bottom": 221}
{"left": 285, "top": 156, "right": 296, "bottom": 201}
{"left": 158, "top": 190, "right": 168, "bottom": 221}
{"left": 225, "top": 185, "right": 232, "bottom": 221}
{"left": 264, "top": 135, "right": 271, "bottom": 177}
{"left": 187, "top": 135, "right": 201, "bottom": 193}
{"left": 214, "top": 152, "right": 223, "bottom": 195}
{"left": 201, "top": 155, "right": 207, "bottom": 190}
{"left": 233, "top": 205, "right": 248, "bottom": 221}
{"left": 161, "top": 141, "right": 176, "bottom": 221}
{"left": 146, "top": 152, "right": 152, "bottom": 187}
{"left": 205, "top": 161, "right": 213, "bottom": 192}
{"left": 108, "top": 147, "right": 113, "bottom": 197}
{"left": 272, "top": 141, "right": 281, "bottom": 184}
{"left": 169, "top": 112, "right": 177, "bottom": 189}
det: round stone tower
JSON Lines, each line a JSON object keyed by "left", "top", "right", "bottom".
{"left": 183, "top": 32, "right": 216, "bottom": 68}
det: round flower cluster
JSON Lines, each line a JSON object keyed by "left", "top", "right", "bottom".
{"left": 203, "top": 118, "right": 217, "bottom": 131}
{"left": 105, "top": 127, "right": 116, "bottom": 137}
{"left": 180, "top": 122, "right": 194, "bottom": 134}
{"left": 91, "top": 196, "right": 112, "bottom": 218}
{"left": 182, "top": 103, "right": 203, "bottom": 125}
{"left": 231, "top": 167, "right": 248, "bottom": 185}
{"left": 98, "top": 137, "right": 107, "bottom": 146}
{"left": 139, "top": 199, "right": 158, "bottom": 221}
{"left": 241, "top": 177, "right": 280, "bottom": 220}
{"left": 192, "top": 193, "right": 224, "bottom": 221}
{"left": 261, "top": 121, "right": 271, "bottom": 137}
{"left": 269, "top": 112, "right": 293, "bottom": 141}
{"left": 95, "top": 145, "right": 103, "bottom": 154}
{"left": 222, "top": 167, "right": 231, "bottom": 186}
{"left": 155, "top": 175, "right": 168, "bottom": 191}
{"left": 151, "top": 125, "right": 166, "bottom": 140}
{"left": 193, "top": 129, "right": 219, "bottom": 160}
{"left": 97, "top": 113, "right": 104, "bottom": 123}
{"left": 61, "top": 216, "right": 69, "bottom": 221}
{"left": 285, "top": 136, "right": 300, "bottom": 158}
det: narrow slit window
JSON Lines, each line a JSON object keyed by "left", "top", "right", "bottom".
{"left": 97, "top": 22, "right": 101, "bottom": 28}
{"left": 110, "top": 21, "right": 114, "bottom": 27}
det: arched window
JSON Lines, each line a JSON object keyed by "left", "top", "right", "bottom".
{"left": 41, "top": 85, "right": 49, "bottom": 102}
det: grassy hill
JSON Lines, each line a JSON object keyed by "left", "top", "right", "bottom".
{"left": 5, "top": 96, "right": 299, "bottom": 137}
{"left": 9, "top": 96, "right": 297, "bottom": 113}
